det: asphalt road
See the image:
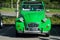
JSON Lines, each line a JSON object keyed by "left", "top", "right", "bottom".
{"left": 1, "top": 12, "right": 59, "bottom": 17}
{"left": 0, "top": 25, "right": 60, "bottom": 40}
{"left": 1, "top": 12, "right": 16, "bottom": 17}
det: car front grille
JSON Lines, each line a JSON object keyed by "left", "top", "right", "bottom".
{"left": 28, "top": 23, "right": 39, "bottom": 27}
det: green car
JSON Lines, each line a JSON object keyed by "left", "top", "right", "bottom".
{"left": 15, "top": 1, "right": 51, "bottom": 37}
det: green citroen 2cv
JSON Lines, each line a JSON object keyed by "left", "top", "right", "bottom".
{"left": 15, "top": 0, "right": 51, "bottom": 37}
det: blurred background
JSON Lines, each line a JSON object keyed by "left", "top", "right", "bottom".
{"left": 0, "top": 0, "right": 60, "bottom": 24}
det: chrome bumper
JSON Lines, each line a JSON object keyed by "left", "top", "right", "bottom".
{"left": 17, "top": 30, "right": 49, "bottom": 34}
{"left": 17, "top": 30, "right": 42, "bottom": 34}
{"left": 24, "top": 30, "right": 41, "bottom": 34}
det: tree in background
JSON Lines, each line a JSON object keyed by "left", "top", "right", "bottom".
{"left": 0, "top": 0, "right": 60, "bottom": 9}
{"left": 11, "top": 0, "right": 13, "bottom": 8}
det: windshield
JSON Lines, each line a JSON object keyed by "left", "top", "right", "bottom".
{"left": 24, "top": 1, "right": 42, "bottom": 4}
{"left": 22, "top": 2, "right": 44, "bottom": 11}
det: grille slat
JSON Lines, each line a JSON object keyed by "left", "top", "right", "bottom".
{"left": 28, "top": 23, "right": 38, "bottom": 27}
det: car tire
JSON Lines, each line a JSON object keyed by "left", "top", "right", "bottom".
{"left": 16, "top": 30, "right": 23, "bottom": 37}
{"left": 16, "top": 30, "right": 19, "bottom": 37}
{"left": 44, "top": 33, "right": 49, "bottom": 37}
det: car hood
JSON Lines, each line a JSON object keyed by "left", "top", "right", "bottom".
{"left": 20, "top": 10, "right": 45, "bottom": 24}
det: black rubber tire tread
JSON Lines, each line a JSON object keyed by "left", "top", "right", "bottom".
{"left": 44, "top": 33, "right": 49, "bottom": 37}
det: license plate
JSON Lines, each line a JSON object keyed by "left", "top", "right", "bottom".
{"left": 30, "top": 28, "right": 36, "bottom": 31}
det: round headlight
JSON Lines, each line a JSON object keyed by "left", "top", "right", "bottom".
{"left": 20, "top": 17, "right": 24, "bottom": 22}
{"left": 42, "top": 18, "right": 47, "bottom": 22}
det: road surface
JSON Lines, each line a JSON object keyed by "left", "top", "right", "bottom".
{"left": 0, "top": 25, "right": 60, "bottom": 40}
{"left": 1, "top": 12, "right": 60, "bottom": 17}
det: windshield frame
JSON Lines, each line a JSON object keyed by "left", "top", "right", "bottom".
{"left": 22, "top": 4, "right": 44, "bottom": 11}
{"left": 21, "top": 1, "right": 44, "bottom": 11}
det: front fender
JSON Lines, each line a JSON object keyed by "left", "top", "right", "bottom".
{"left": 15, "top": 18, "right": 24, "bottom": 31}
{"left": 41, "top": 18, "right": 51, "bottom": 32}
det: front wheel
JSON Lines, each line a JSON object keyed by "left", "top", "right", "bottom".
{"left": 16, "top": 30, "right": 23, "bottom": 37}
{"left": 16, "top": 30, "right": 20, "bottom": 37}
{"left": 40, "top": 33, "right": 49, "bottom": 37}
{"left": 44, "top": 33, "right": 49, "bottom": 37}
